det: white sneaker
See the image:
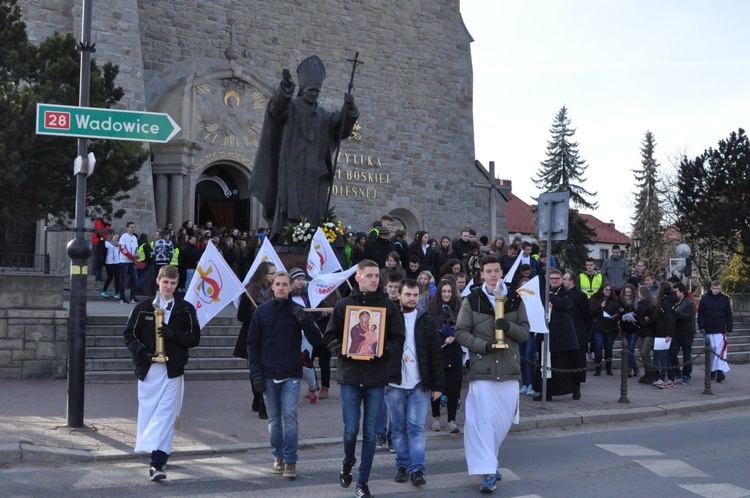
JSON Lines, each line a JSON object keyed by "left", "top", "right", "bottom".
{"left": 653, "top": 379, "right": 665, "bottom": 389}
{"left": 447, "top": 421, "right": 460, "bottom": 434}
{"left": 431, "top": 419, "right": 441, "bottom": 432}
{"left": 519, "top": 385, "right": 528, "bottom": 395}
{"left": 526, "top": 386, "right": 537, "bottom": 396}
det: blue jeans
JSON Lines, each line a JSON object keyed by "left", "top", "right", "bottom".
{"left": 184, "top": 268, "right": 195, "bottom": 292}
{"left": 592, "top": 331, "right": 616, "bottom": 370}
{"left": 340, "top": 384, "right": 384, "bottom": 486}
{"left": 385, "top": 384, "right": 430, "bottom": 474}
{"left": 520, "top": 333, "right": 537, "bottom": 386}
{"left": 654, "top": 349, "right": 670, "bottom": 381}
{"left": 377, "top": 397, "right": 389, "bottom": 437}
{"left": 118, "top": 262, "right": 137, "bottom": 300}
{"left": 624, "top": 331, "right": 638, "bottom": 369}
{"left": 263, "top": 378, "right": 301, "bottom": 463}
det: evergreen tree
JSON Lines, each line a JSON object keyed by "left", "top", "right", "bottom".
{"left": 631, "top": 131, "right": 666, "bottom": 273}
{"left": 675, "top": 128, "right": 750, "bottom": 260}
{"left": 533, "top": 106, "right": 597, "bottom": 272}
{"left": 0, "top": 2, "right": 147, "bottom": 225}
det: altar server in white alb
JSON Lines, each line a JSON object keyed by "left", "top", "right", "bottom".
{"left": 454, "top": 255, "right": 530, "bottom": 494}
{"left": 698, "top": 280, "right": 733, "bottom": 383}
{"left": 123, "top": 265, "right": 200, "bottom": 481}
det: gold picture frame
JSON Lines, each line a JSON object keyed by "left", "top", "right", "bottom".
{"left": 341, "top": 305, "right": 387, "bottom": 360}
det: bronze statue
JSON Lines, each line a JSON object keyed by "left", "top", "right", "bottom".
{"left": 250, "top": 55, "right": 360, "bottom": 238}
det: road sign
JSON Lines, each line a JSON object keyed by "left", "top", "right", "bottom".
{"left": 537, "top": 191, "right": 570, "bottom": 241}
{"left": 36, "top": 103, "right": 180, "bottom": 143}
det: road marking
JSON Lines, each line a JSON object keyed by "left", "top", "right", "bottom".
{"left": 596, "top": 444, "right": 665, "bottom": 456}
{"left": 679, "top": 483, "right": 750, "bottom": 498}
{"left": 633, "top": 459, "right": 710, "bottom": 478}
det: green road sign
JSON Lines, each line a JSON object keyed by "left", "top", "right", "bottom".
{"left": 36, "top": 103, "right": 180, "bottom": 143}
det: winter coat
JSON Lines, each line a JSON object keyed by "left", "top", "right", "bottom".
{"left": 454, "top": 287, "right": 530, "bottom": 383}
{"left": 600, "top": 256, "right": 628, "bottom": 291}
{"left": 123, "top": 296, "right": 201, "bottom": 380}
{"left": 673, "top": 297, "right": 696, "bottom": 337}
{"left": 324, "top": 289, "right": 406, "bottom": 387}
{"left": 697, "top": 292, "right": 733, "bottom": 334}
{"left": 547, "top": 286, "right": 580, "bottom": 351}
{"left": 590, "top": 294, "right": 621, "bottom": 335}
{"left": 634, "top": 299, "right": 657, "bottom": 338}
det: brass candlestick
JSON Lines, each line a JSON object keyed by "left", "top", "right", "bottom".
{"left": 152, "top": 293, "right": 169, "bottom": 363}
{"left": 493, "top": 289, "right": 509, "bottom": 349}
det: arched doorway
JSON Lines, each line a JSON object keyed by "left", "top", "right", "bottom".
{"left": 195, "top": 163, "right": 251, "bottom": 232}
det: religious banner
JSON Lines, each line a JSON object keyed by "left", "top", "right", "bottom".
{"left": 308, "top": 265, "right": 358, "bottom": 308}
{"left": 307, "top": 227, "right": 343, "bottom": 277}
{"left": 517, "top": 276, "right": 548, "bottom": 334}
{"left": 185, "top": 241, "right": 245, "bottom": 328}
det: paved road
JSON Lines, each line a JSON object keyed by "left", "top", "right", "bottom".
{"left": 2, "top": 409, "right": 748, "bottom": 497}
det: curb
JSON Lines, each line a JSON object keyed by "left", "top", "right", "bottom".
{"left": 3, "top": 395, "right": 749, "bottom": 466}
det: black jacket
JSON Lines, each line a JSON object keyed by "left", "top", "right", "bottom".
{"left": 698, "top": 292, "right": 733, "bottom": 334}
{"left": 364, "top": 237, "right": 394, "bottom": 268}
{"left": 635, "top": 298, "right": 657, "bottom": 338}
{"left": 548, "top": 286, "right": 579, "bottom": 352}
{"left": 324, "top": 289, "right": 406, "bottom": 387}
{"left": 673, "top": 297, "right": 696, "bottom": 337}
{"left": 123, "top": 296, "right": 201, "bottom": 380}
{"left": 247, "top": 298, "right": 322, "bottom": 380}
{"left": 402, "top": 308, "right": 445, "bottom": 393}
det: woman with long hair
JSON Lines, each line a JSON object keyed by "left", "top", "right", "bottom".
{"left": 379, "top": 251, "right": 406, "bottom": 288}
{"left": 417, "top": 270, "right": 436, "bottom": 309}
{"left": 635, "top": 285, "right": 657, "bottom": 383}
{"left": 427, "top": 280, "right": 464, "bottom": 433}
{"left": 652, "top": 281, "right": 677, "bottom": 388}
{"left": 409, "top": 231, "right": 437, "bottom": 276}
{"left": 435, "top": 235, "right": 456, "bottom": 272}
{"left": 438, "top": 258, "right": 464, "bottom": 280}
{"left": 589, "top": 284, "right": 621, "bottom": 376}
{"left": 489, "top": 235, "right": 507, "bottom": 256}
{"left": 618, "top": 283, "right": 639, "bottom": 377}
{"left": 233, "top": 261, "right": 277, "bottom": 419}
{"left": 351, "top": 232, "right": 367, "bottom": 266}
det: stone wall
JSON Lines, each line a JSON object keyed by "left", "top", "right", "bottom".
{"left": 0, "top": 274, "right": 68, "bottom": 379}
{"left": 732, "top": 293, "right": 750, "bottom": 323}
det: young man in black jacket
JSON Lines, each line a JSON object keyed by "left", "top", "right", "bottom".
{"left": 248, "top": 271, "right": 323, "bottom": 480}
{"left": 123, "top": 265, "right": 200, "bottom": 482}
{"left": 386, "top": 279, "right": 444, "bottom": 487}
{"left": 324, "top": 260, "right": 406, "bottom": 498}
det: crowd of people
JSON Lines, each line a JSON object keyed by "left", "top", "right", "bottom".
{"left": 115, "top": 213, "right": 733, "bottom": 496}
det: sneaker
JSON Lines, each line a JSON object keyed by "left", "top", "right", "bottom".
{"left": 394, "top": 467, "right": 408, "bottom": 483}
{"left": 319, "top": 386, "right": 329, "bottom": 399}
{"left": 272, "top": 459, "right": 284, "bottom": 474}
{"left": 131, "top": 298, "right": 139, "bottom": 304}
{"left": 480, "top": 473, "right": 497, "bottom": 493}
{"left": 431, "top": 419, "right": 441, "bottom": 432}
{"left": 114, "top": 293, "right": 122, "bottom": 299}
{"left": 411, "top": 470, "right": 426, "bottom": 486}
{"left": 388, "top": 439, "right": 395, "bottom": 453}
{"left": 355, "top": 483, "right": 373, "bottom": 498}
{"left": 526, "top": 387, "right": 537, "bottom": 396}
{"left": 448, "top": 421, "right": 460, "bottom": 434}
{"left": 652, "top": 379, "right": 665, "bottom": 389}
{"left": 664, "top": 380, "right": 676, "bottom": 388}
{"left": 283, "top": 463, "right": 296, "bottom": 479}
{"left": 309, "top": 389, "right": 318, "bottom": 404}
{"left": 519, "top": 385, "right": 528, "bottom": 395}
{"left": 101, "top": 291, "right": 110, "bottom": 298}
{"left": 681, "top": 376, "right": 691, "bottom": 385}
{"left": 339, "top": 460, "right": 355, "bottom": 488}
{"left": 120, "top": 299, "right": 129, "bottom": 304}
{"left": 149, "top": 466, "right": 166, "bottom": 481}
{"left": 495, "top": 470, "right": 503, "bottom": 481}
{"left": 376, "top": 434, "right": 387, "bottom": 449}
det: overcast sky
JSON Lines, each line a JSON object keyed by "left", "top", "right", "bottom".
{"left": 461, "top": 0, "right": 750, "bottom": 232}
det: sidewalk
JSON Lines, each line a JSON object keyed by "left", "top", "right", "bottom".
{"left": 2, "top": 364, "right": 749, "bottom": 465}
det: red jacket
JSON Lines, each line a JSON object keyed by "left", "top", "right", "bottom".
{"left": 92, "top": 218, "right": 111, "bottom": 244}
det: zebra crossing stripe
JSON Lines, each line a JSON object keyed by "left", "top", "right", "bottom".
{"left": 596, "top": 444, "right": 664, "bottom": 456}
{"left": 679, "top": 483, "right": 750, "bottom": 498}
{"left": 633, "top": 459, "right": 710, "bottom": 478}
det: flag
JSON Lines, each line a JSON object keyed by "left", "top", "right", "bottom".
{"left": 235, "top": 237, "right": 287, "bottom": 307}
{"left": 307, "top": 227, "right": 342, "bottom": 277}
{"left": 461, "top": 278, "right": 473, "bottom": 297}
{"left": 308, "top": 265, "right": 358, "bottom": 308}
{"left": 503, "top": 254, "right": 522, "bottom": 283}
{"left": 516, "top": 276, "right": 548, "bottom": 333}
{"left": 185, "top": 241, "right": 246, "bottom": 328}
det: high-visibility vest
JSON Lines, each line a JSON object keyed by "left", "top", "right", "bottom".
{"left": 579, "top": 273, "right": 603, "bottom": 299}
{"left": 136, "top": 243, "right": 147, "bottom": 262}
{"left": 170, "top": 247, "right": 180, "bottom": 266}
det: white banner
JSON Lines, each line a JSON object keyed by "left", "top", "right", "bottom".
{"left": 308, "top": 265, "right": 358, "bottom": 308}
{"left": 185, "top": 241, "right": 246, "bottom": 328}
{"left": 461, "top": 278, "right": 473, "bottom": 297}
{"left": 504, "top": 254, "right": 522, "bottom": 283}
{"left": 235, "top": 237, "right": 287, "bottom": 307}
{"left": 516, "top": 276, "right": 548, "bottom": 334}
{"left": 306, "top": 227, "right": 343, "bottom": 277}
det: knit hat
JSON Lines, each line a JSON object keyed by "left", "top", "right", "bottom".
{"left": 290, "top": 268, "right": 306, "bottom": 281}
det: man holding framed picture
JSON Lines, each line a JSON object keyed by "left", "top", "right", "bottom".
{"left": 324, "top": 260, "right": 406, "bottom": 498}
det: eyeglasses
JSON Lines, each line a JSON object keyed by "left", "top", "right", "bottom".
{"left": 549, "top": 277, "right": 561, "bottom": 281}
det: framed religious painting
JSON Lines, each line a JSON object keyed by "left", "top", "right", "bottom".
{"left": 341, "top": 305, "right": 387, "bottom": 360}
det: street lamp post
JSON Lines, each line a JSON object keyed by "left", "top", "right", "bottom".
{"left": 632, "top": 236, "right": 642, "bottom": 264}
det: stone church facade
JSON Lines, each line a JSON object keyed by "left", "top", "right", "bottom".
{"left": 20, "top": 0, "right": 508, "bottom": 248}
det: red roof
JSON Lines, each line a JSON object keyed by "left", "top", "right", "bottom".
{"left": 505, "top": 193, "right": 630, "bottom": 244}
